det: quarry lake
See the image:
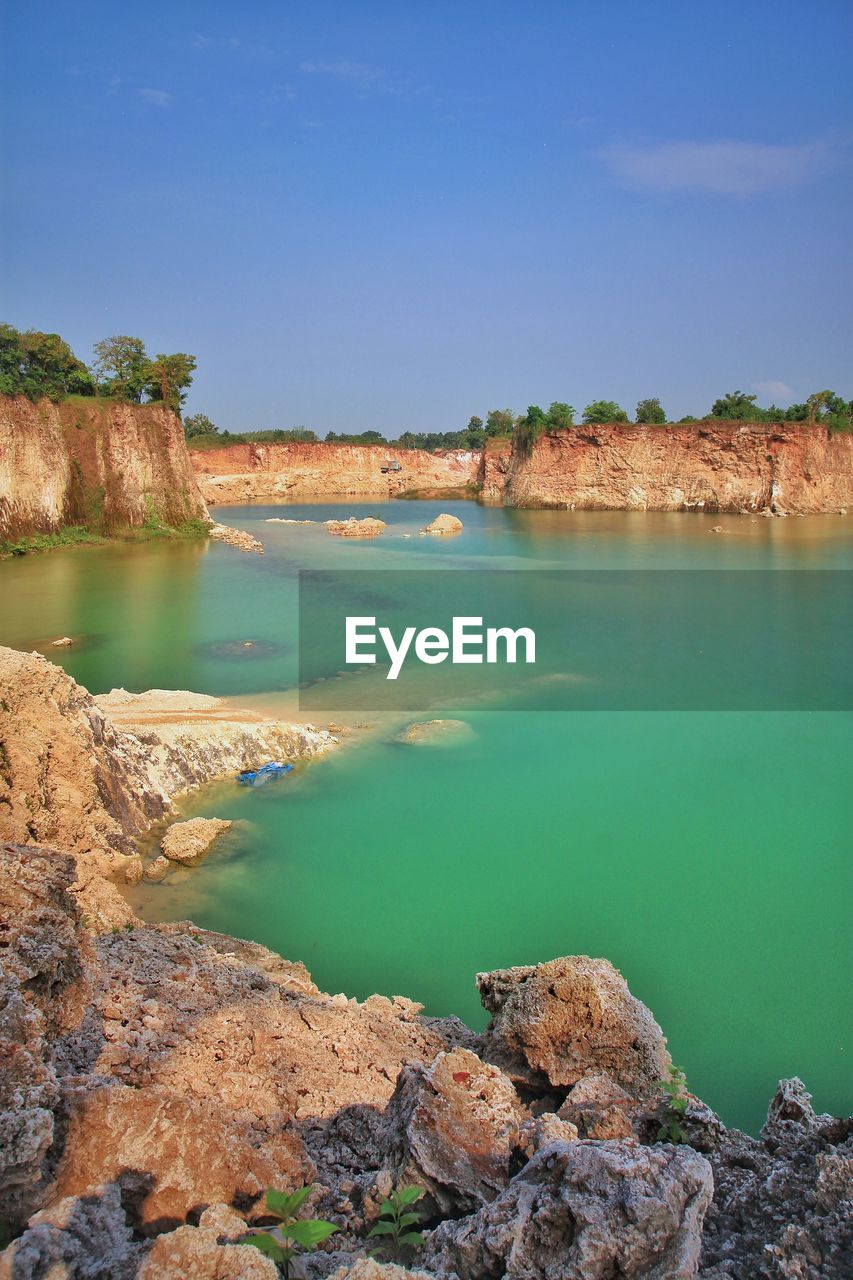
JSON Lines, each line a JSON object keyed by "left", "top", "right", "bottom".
{"left": 1, "top": 500, "right": 850, "bottom": 1133}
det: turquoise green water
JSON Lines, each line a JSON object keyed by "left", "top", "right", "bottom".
{"left": 1, "top": 501, "right": 850, "bottom": 1131}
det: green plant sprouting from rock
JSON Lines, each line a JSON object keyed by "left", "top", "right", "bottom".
{"left": 656, "top": 1064, "right": 690, "bottom": 1143}
{"left": 243, "top": 1186, "right": 338, "bottom": 1278}
{"left": 368, "top": 1183, "right": 426, "bottom": 1258}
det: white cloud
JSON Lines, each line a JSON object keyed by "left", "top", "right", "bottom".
{"left": 299, "top": 59, "right": 390, "bottom": 93}
{"left": 600, "top": 140, "right": 832, "bottom": 195}
{"left": 139, "top": 87, "right": 171, "bottom": 108}
{"left": 754, "top": 380, "right": 794, "bottom": 403}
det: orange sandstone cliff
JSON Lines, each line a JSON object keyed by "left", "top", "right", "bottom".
{"left": 0, "top": 396, "right": 209, "bottom": 539}
{"left": 191, "top": 440, "right": 480, "bottom": 504}
{"left": 480, "top": 423, "right": 853, "bottom": 514}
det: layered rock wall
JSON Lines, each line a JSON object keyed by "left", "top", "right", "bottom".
{"left": 0, "top": 396, "right": 208, "bottom": 538}
{"left": 481, "top": 423, "right": 853, "bottom": 513}
{"left": 191, "top": 441, "right": 480, "bottom": 504}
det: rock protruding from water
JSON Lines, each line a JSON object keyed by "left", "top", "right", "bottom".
{"left": 51, "top": 636, "right": 74, "bottom": 647}
{"left": 477, "top": 955, "right": 670, "bottom": 1099}
{"left": 394, "top": 719, "right": 472, "bottom": 746}
{"left": 422, "top": 513, "right": 463, "bottom": 535}
{"left": 208, "top": 522, "right": 264, "bottom": 553}
{"left": 161, "top": 816, "right": 232, "bottom": 865}
{"left": 423, "top": 1141, "right": 713, "bottom": 1280}
{"left": 325, "top": 517, "right": 387, "bottom": 537}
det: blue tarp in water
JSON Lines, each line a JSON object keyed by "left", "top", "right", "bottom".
{"left": 237, "top": 761, "right": 294, "bottom": 787}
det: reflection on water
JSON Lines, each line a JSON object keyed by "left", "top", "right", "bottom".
{"left": 2, "top": 502, "right": 851, "bottom": 1132}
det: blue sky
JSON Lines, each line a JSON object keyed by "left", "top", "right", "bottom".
{"left": 2, "top": 1, "right": 851, "bottom": 433}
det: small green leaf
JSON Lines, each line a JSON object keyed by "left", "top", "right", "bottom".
{"left": 266, "top": 1185, "right": 312, "bottom": 1219}
{"left": 379, "top": 1197, "right": 396, "bottom": 1216}
{"left": 397, "top": 1212, "right": 422, "bottom": 1228}
{"left": 285, "top": 1219, "right": 338, "bottom": 1248}
{"left": 367, "top": 1220, "right": 398, "bottom": 1237}
{"left": 399, "top": 1230, "right": 425, "bottom": 1246}
{"left": 397, "top": 1186, "right": 425, "bottom": 1206}
{"left": 242, "top": 1233, "right": 285, "bottom": 1261}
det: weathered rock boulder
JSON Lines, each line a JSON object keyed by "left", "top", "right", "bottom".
{"left": 422, "top": 513, "right": 463, "bottom": 535}
{"left": 383, "top": 1049, "right": 524, "bottom": 1214}
{"left": 143, "top": 854, "right": 171, "bottom": 881}
{"left": 393, "top": 719, "right": 472, "bottom": 747}
{"left": 478, "top": 956, "right": 670, "bottom": 1099}
{"left": 330, "top": 1261, "right": 430, "bottom": 1280}
{"left": 558, "top": 1072, "right": 637, "bottom": 1140}
{"left": 699, "top": 1078, "right": 853, "bottom": 1279}
{"left": 137, "top": 1203, "right": 279, "bottom": 1278}
{"left": 0, "top": 1183, "right": 141, "bottom": 1280}
{"left": 424, "top": 1140, "right": 714, "bottom": 1279}
{"left": 325, "top": 517, "right": 387, "bottom": 537}
{"left": 160, "top": 816, "right": 232, "bottom": 864}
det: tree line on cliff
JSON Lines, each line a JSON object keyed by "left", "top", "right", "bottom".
{"left": 0, "top": 325, "right": 196, "bottom": 416}
{"left": 2, "top": 322, "right": 849, "bottom": 449}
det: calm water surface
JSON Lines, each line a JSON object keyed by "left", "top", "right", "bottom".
{"left": 1, "top": 500, "right": 850, "bottom": 1131}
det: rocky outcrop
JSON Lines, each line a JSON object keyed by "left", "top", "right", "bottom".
{"left": 482, "top": 423, "right": 853, "bottom": 514}
{"left": 423, "top": 1141, "right": 714, "bottom": 1279}
{"left": 208, "top": 521, "right": 264, "bottom": 553}
{"left": 160, "top": 816, "right": 232, "bottom": 864}
{"left": 0, "top": 647, "right": 335, "bottom": 925}
{"left": 421, "top": 513, "right": 463, "bottom": 535}
{"left": 326, "top": 516, "right": 387, "bottom": 537}
{"left": 191, "top": 442, "right": 479, "bottom": 504}
{"left": 1, "top": 838, "right": 849, "bottom": 1279}
{"left": 477, "top": 956, "right": 671, "bottom": 1099}
{"left": 0, "top": 395, "right": 208, "bottom": 539}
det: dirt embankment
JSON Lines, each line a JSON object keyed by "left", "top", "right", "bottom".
{"left": 191, "top": 441, "right": 481, "bottom": 504}
{"left": 0, "top": 396, "right": 209, "bottom": 539}
{"left": 480, "top": 423, "right": 853, "bottom": 514}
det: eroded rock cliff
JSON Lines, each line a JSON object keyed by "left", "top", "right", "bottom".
{"left": 191, "top": 442, "right": 480, "bottom": 504}
{"left": 0, "top": 396, "right": 208, "bottom": 539}
{"left": 481, "top": 423, "right": 853, "bottom": 514}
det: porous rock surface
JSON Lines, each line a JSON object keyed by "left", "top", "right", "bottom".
{"left": 207, "top": 521, "right": 265, "bottom": 553}
{"left": 423, "top": 1140, "right": 714, "bottom": 1280}
{"left": 160, "top": 816, "right": 232, "bottom": 864}
{"left": 477, "top": 955, "right": 671, "bottom": 1098}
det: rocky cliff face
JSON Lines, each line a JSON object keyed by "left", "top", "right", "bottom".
{"left": 0, "top": 646, "right": 336, "bottom": 927}
{"left": 481, "top": 423, "right": 853, "bottom": 514}
{"left": 191, "top": 441, "right": 480, "bottom": 504}
{"left": 0, "top": 396, "right": 208, "bottom": 538}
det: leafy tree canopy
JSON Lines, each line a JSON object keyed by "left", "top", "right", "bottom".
{"left": 184, "top": 413, "right": 218, "bottom": 438}
{"left": 546, "top": 401, "right": 575, "bottom": 430}
{"left": 145, "top": 352, "right": 197, "bottom": 415}
{"left": 485, "top": 408, "right": 515, "bottom": 437}
{"left": 582, "top": 399, "right": 630, "bottom": 424}
{"left": 636, "top": 397, "right": 667, "bottom": 424}
{"left": 92, "top": 335, "right": 150, "bottom": 403}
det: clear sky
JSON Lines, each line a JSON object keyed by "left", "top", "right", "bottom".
{"left": 2, "top": 1, "right": 851, "bottom": 434}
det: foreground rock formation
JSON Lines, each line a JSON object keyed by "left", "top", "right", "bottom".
{"left": 1, "top": 840, "right": 849, "bottom": 1278}
{"left": 191, "top": 441, "right": 479, "bottom": 504}
{"left": 0, "top": 395, "right": 209, "bottom": 540}
{"left": 326, "top": 516, "right": 387, "bottom": 537}
{"left": 1, "top": 650, "right": 850, "bottom": 1278}
{"left": 479, "top": 423, "right": 853, "bottom": 513}
{"left": 0, "top": 647, "right": 335, "bottom": 925}
{"left": 421, "top": 513, "right": 463, "bottom": 535}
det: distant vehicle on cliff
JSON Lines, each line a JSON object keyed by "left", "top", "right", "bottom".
{"left": 380, "top": 460, "right": 402, "bottom": 473}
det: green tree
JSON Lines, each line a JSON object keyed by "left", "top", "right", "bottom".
{"left": 14, "top": 330, "right": 93, "bottom": 401}
{"left": 0, "top": 324, "right": 23, "bottom": 396}
{"left": 145, "top": 352, "right": 197, "bottom": 414}
{"left": 485, "top": 408, "right": 515, "bottom": 437}
{"left": 582, "top": 399, "right": 629, "bottom": 424}
{"left": 546, "top": 401, "right": 575, "bottom": 430}
{"left": 92, "top": 335, "right": 149, "bottom": 402}
{"left": 514, "top": 404, "right": 548, "bottom": 452}
{"left": 636, "top": 397, "right": 667, "bottom": 424}
{"left": 184, "top": 413, "right": 219, "bottom": 438}
{"left": 709, "top": 390, "right": 761, "bottom": 420}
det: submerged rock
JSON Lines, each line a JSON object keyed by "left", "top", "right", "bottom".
{"left": 143, "top": 854, "right": 170, "bottom": 882}
{"left": 422, "top": 513, "right": 463, "bottom": 535}
{"left": 325, "top": 517, "right": 387, "bottom": 537}
{"left": 477, "top": 955, "right": 670, "bottom": 1099}
{"left": 208, "top": 522, "right": 264, "bottom": 553}
{"left": 160, "top": 816, "right": 232, "bottom": 864}
{"left": 50, "top": 636, "right": 74, "bottom": 647}
{"left": 393, "top": 719, "right": 472, "bottom": 746}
